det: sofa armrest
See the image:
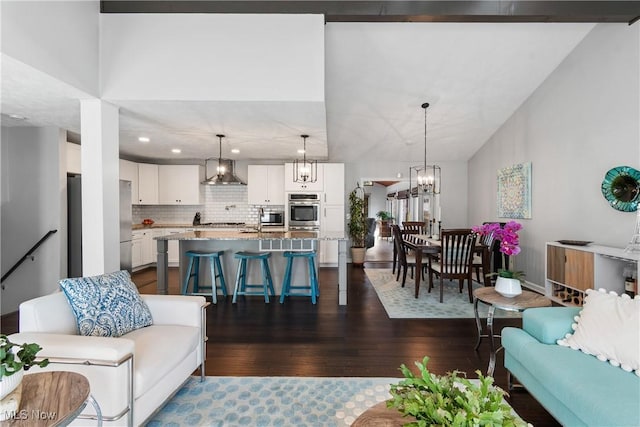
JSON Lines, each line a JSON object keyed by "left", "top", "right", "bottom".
{"left": 8, "top": 332, "right": 134, "bottom": 364}
{"left": 141, "top": 294, "right": 207, "bottom": 328}
{"left": 523, "top": 307, "right": 582, "bottom": 344}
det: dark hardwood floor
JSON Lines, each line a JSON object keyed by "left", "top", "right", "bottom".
{"left": 0, "top": 263, "right": 560, "bottom": 426}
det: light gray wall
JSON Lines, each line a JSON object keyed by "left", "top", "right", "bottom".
{"left": 468, "top": 23, "right": 640, "bottom": 288}
{"left": 1, "top": 1, "right": 100, "bottom": 95}
{"left": 366, "top": 183, "right": 388, "bottom": 218}
{"left": 1, "top": 127, "right": 66, "bottom": 314}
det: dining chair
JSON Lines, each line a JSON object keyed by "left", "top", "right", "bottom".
{"left": 391, "top": 224, "right": 416, "bottom": 287}
{"left": 427, "top": 228, "right": 477, "bottom": 303}
{"left": 472, "top": 231, "right": 496, "bottom": 284}
{"left": 402, "top": 221, "right": 426, "bottom": 235}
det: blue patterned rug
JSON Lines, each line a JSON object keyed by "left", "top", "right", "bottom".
{"left": 365, "top": 269, "right": 522, "bottom": 319}
{"left": 146, "top": 376, "right": 399, "bottom": 426}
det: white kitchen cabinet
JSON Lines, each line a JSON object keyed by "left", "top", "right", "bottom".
{"left": 158, "top": 165, "right": 204, "bottom": 205}
{"left": 322, "top": 163, "right": 345, "bottom": 205}
{"left": 66, "top": 142, "right": 81, "bottom": 174}
{"left": 284, "top": 163, "right": 324, "bottom": 192}
{"left": 119, "top": 159, "right": 139, "bottom": 205}
{"left": 132, "top": 229, "right": 155, "bottom": 268}
{"left": 248, "top": 165, "right": 285, "bottom": 205}
{"left": 138, "top": 163, "right": 159, "bottom": 205}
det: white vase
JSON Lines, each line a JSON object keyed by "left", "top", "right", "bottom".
{"left": 495, "top": 277, "right": 522, "bottom": 298}
{"left": 0, "top": 368, "right": 23, "bottom": 400}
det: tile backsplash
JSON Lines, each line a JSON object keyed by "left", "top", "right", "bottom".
{"left": 132, "top": 186, "right": 283, "bottom": 225}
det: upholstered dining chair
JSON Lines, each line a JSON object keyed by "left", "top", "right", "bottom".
{"left": 427, "top": 228, "right": 477, "bottom": 303}
{"left": 391, "top": 224, "right": 416, "bottom": 287}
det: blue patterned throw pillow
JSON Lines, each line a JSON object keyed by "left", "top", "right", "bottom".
{"left": 59, "top": 270, "right": 153, "bottom": 337}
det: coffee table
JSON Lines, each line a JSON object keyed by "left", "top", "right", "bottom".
{"left": 473, "top": 287, "right": 551, "bottom": 376}
{"left": 0, "top": 371, "right": 101, "bottom": 426}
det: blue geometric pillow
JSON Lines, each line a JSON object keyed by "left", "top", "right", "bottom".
{"left": 59, "top": 270, "right": 153, "bottom": 337}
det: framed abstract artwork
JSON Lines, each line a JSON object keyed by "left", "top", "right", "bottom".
{"left": 497, "top": 162, "right": 532, "bottom": 219}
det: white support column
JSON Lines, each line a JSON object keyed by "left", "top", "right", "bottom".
{"left": 80, "top": 100, "right": 120, "bottom": 276}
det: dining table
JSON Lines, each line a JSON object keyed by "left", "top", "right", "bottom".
{"left": 398, "top": 233, "right": 492, "bottom": 298}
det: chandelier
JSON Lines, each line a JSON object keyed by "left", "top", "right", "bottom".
{"left": 409, "top": 102, "right": 441, "bottom": 195}
{"left": 293, "top": 134, "right": 317, "bottom": 183}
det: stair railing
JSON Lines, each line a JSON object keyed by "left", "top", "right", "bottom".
{"left": 1, "top": 229, "right": 58, "bottom": 288}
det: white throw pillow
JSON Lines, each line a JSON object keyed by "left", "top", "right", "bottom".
{"left": 557, "top": 288, "right": 640, "bottom": 375}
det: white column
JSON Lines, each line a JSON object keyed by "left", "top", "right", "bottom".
{"left": 80, "top": 100, "right": 120, "bottom": 275}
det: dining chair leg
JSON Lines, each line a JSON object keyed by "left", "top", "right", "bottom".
{"left": 467, "top": 275, "right": 474, "bottom": 303}
{"left": 439, "top": 274, "right": 444, "bottom": 303}
{"left": 396, "top": 265, "right": 401, "bottom": 282}
{"left": 428, "top": 267, "right": 434, "bottom": 292}
{"left": 459, "top": 279, "right": 463, "bottom": 293}
{"left": 402, "top": 266, "right": 407, "bottom": 287}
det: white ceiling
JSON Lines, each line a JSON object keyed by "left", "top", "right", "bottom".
{"left": 1, "top": 22, "right": 595, "bottom": 163}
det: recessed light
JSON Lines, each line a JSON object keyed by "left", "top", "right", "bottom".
{"left": 8, "top": 114, "right": 27, "bottom": 120}
{"left": 297, "top": 149, "right": 305, "bottom": 154}
{"left": 138, "top": 136, "right": 150, "bottom": 143}
{"left": 171, "top": 148, "right": 181, "bottom": 154}
{"left": 231, "top": 148, "right": 240, "bottom": 154}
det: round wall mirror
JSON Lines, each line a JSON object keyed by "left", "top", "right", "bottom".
{"left": 601, "top": 166, "right": 640, "bottom": 212}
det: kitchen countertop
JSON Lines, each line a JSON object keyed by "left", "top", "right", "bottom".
{"left": 154, "top": 230, "right": 347, "bottom": 241}
{"left": 132, "top": 223, "right": 253, "bottom": 230}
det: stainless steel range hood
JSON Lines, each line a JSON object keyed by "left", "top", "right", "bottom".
{"left": 202, "top": 158, "right": 246, "bottom": 185}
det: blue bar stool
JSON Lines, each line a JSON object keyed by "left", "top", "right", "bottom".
{"left": 182, "top": 250, "right": 228, "bottom": 304}
{"left": 280, "top": 251, "right": 319, "bottom": 304}
{"left": 232, "top": 251, "right": 276, "bottom": 303}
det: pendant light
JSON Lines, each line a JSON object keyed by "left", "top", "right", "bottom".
{"left": 417, "top": 102, "right": 434, "bottom": 193}
{"left": 215, "top": 134, "right": 226, "bottom": 179}
{"left": 293, "top": 134, "right": 317, "bottom": 183}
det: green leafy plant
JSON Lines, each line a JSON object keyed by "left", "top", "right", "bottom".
{"left": 376, "top": 211, "right": 393, "bottom": 221}
{"left": 348, "top": 187, "right": 366, "bottom": 248}
{"left": 0, "top": 334, "right": 49, "bottom": 378}
{"left": 388, "top": 356, "right": 527, "bottom": 427}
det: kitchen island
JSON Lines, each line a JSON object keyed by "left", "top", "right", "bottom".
{"left": 155, "top": 230, "right": 350, "bottom": 305}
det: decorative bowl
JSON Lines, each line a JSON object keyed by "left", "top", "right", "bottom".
{"left": 142, "top": 219, "right": 154, "bottom": 226}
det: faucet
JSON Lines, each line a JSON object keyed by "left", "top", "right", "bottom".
{"left": 258, "top": 207, "right": 264, "bottom": 232}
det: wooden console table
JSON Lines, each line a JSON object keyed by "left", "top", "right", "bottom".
{"left": 0, "top": 372, "right": 101, "bottom": 427}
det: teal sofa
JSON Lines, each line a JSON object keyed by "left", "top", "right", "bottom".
{"left": 502, "top": 307, "right": 640, "bottom": 426}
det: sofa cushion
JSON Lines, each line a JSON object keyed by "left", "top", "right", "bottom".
{"left": 59, "top": 270, "right": 153, "bottom": 337}
{"left": 523, "top": 306, "right": 581, "bottom": 344}
{"left": 125, "top": 324, "right": 200, "bottom": 398}
{"left": 503, "top": 327, "right": 640, "bottom": 426}
{"left": 557, "top": 288, "right": 639, "bottom": 374}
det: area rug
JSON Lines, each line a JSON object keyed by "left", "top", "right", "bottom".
{"left": 365, "top": 268, "right": 521, "bottom": 319}
{"left": 146, "top": 376, "right": 399, "bottom": 426}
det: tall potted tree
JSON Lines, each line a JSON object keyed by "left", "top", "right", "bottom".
{"left": 348, "top": 186, "right": 367, "bottom": 266}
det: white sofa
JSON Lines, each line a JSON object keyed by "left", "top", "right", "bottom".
{"left": 9, "top": 292, "right": 208, "bottom": 426}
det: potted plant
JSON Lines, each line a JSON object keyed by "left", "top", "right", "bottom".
{"left": 376, "top": 211, "right": 394, "bottom": 238}
{"left": 349, "top": 187, "right": 367, "bottom": 266}
{"left": 472, "top": 221, "right": 525, "bottom": 297}
{"left": 0, "top": 334, "right": 49, "bottom": 401}
{"left": 388, "top": 356, "right": 527, "bottom": 426}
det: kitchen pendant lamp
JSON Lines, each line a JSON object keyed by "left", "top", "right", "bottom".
{"left": 293, "top": 134, "right": 317, "bottom": 183}
{"left": 215, "top": 134, "right": 226, "bottom": 179}
{"left": 414, "top": 103, "right": 441, "bottom": 195}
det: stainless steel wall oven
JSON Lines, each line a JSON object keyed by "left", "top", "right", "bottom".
{"left": 288, "top": 193, "right": 320, "bottom": 230}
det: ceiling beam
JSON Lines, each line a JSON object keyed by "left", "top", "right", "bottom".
{"left": 101, "top": 1, "right": 640, "bottom": 24}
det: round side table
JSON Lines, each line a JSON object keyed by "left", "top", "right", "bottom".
{"left": 473, "top": 287, "right": 551, "bottom": 376}
{"left": 0, "top": 371, "right": 101, "bottom": 427}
